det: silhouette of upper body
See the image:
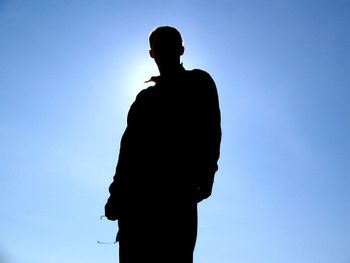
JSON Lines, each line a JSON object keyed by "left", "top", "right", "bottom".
{"left": 105, "top": 26, "right": 221, "bottom": 263}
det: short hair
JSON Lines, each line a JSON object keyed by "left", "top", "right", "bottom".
{"left": 149, "top": 26, "right": 183, "bottom": 50}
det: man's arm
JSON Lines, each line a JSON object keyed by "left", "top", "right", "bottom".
{"left": 104, "top": 90, "right": 147, "bottom": 220}
{"left": 104, "top": 128, "right": 129, "bottom": 221}
{"left": 193, "top": 70, "right": 222, "bottom": 202}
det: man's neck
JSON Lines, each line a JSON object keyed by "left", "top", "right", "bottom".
{"left": 158, "top": 63, "right": 185, "bottom": 77}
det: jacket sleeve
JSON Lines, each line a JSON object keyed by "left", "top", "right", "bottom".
{"left": 193, "top": 70, "right": 222, "bottom": 202}
{"left": 104, "top": 90, "right": 146, "bottom": 220}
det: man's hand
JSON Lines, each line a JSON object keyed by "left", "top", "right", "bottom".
{"left": 104, "top": 198, "right": 120, "bottom": 221}
{"left": 194, "top": 185, "right": 212, "bottom": 203}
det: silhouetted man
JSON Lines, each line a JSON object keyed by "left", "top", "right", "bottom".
{"left": 105, "top": 26, "right": 221, "bottom": 263}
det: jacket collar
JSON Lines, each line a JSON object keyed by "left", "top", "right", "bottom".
{"left": 145, "top": 64, "right": 186, "bottom": 84}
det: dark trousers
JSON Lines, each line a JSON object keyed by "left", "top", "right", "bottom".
{"left": 118, "top": 203, "right": 198, "bottom": 263}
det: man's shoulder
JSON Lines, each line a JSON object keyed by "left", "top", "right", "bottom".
{"left": 185, "top": 69, "right": 216, "bottom": 91}
{"left": 188, "top": 68, "right": 210, "bottom": 76}
{"left": 134, "top": 84, "right": 160, "bottom": 103}
{"left": 187, "top": 69, "right": 215, "bottom": 84}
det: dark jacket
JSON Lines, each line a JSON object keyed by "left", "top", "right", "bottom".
{"left": 105, "top": 66, "right": 221, "bottom": 220}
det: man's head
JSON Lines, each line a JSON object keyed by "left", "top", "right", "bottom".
{"left": 149, "top": 26, "right": 185, "bottom": 74}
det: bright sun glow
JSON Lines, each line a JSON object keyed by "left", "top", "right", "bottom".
{"left": 123, "top": 49, "right": 198, "bottom": 102}
{"left": 125, "top": 57, "right": 159, "bottom": 100}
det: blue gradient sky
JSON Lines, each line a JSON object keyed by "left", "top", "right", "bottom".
{"left": 1, "top": 0, "right": 350, "bottom": 262}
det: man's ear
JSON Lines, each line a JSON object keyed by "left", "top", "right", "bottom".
{"left": 180, "top": 46, "right": 185, "bottom": 56}
{"left": 149, "top": 49, "right": 154, "bottom": 58}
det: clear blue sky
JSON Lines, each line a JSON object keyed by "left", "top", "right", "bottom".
{"left": 1, "top": 0, "right": 350, "bottom": 262}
